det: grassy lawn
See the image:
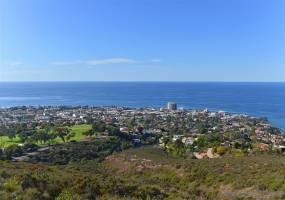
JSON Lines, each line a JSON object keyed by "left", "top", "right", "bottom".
{"left": 53, "top": 124, "right": 92, "bottom": 143}
{"left": 70, "top": 124, "right": 92, "bottom": 140}
{"left": 0, "top": 124, "right": 92, "bottom": 147}
{"left": 0, "top": 135, "right": 22, "bottom": 148}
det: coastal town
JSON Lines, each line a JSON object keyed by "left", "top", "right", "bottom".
{"left": 0, "top": 102, "right": 284, "bottom": 160}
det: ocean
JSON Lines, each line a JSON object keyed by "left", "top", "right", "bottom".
{"left": 0, "top": 82, "right": 284, "bottom": 130}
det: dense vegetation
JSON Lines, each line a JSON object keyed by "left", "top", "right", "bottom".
{"left": 28, "top": 138, "right": 122, "bottom": 164}
{"left": 0, "top": 146, "right": 285, "bottom": 199}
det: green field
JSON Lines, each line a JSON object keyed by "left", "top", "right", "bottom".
{"left": 52, "top": 123, "right": 92, "bottom": 143}
{"left": 0, "top": 135, "right": 22, "bottom": 148}
{"left": 70, "top": 123, "right": 92, "bottom": 140}
{"left": 0, "top": 124, "right": 92, "bottom": 147}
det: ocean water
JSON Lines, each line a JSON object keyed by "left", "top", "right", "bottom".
{"left": 0, "top": 82, "right": 284, "bottom": 130}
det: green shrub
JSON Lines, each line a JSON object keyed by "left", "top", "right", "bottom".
{"left": 216, "top": 146, "right": 226, "bottom": 155}
{"left": 56, "top": 189, "right": 80, "bottom": 200}
{"left": 3, "top": 177, "right": 20, "bottom": 192}
{"left": 4, "top": 144, "right": 23, "bottom": 159}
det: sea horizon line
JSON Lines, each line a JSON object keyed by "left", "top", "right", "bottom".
{"left": 0, "top": 80, "right": 285, "bottom": 84}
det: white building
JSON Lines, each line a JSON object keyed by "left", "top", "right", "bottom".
{"left": 167, "top": 102, "right": 177, "bottom": 111}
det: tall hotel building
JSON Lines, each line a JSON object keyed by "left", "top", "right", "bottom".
{"left": 167, "top": 102, "right": 177, "bottom": 111}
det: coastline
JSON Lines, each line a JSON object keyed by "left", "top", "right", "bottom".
{"left": 0, "top": 82, "right": 284, "bottom": 130}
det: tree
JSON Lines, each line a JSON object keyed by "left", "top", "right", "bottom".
{"left": 172, "top": 139, "right": 186, "bottom": 156}
{"left": 83, "top": 129, "right": 94, "bottom": 137}
{"left": 92, "top": 121, "right": 106, "bottom": 133}
{"left": 127, "top": 118, "right": 135, "bottom": 130}
{"left": 106, "top": 125, "right": 121, "bottom": 136}
{"left": 18, "top": 130, "right": 33, "bottom": 143}
{"left": 198, "top": 127, "right": 208, "bottom": 134}
{"left": 162, "top": 137, "right": 170, "bottom": 147}
{"left": 54, "top": 127, "right": 71, "bottom": 143}
{"left": 66, "top": 131, "right": 75, "bottom": 142}
{"left": 195, "top": 136, "right": 208, "bottom": 151}
{"left": 32, "top": 130, "right": 51, "bottom": 144}
{"left": 7, "top": 129, "right": 16, "bottom": 141}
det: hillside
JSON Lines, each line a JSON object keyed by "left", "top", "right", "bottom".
{"left": 1, "top": 145, "right": 285, "bottom": 199}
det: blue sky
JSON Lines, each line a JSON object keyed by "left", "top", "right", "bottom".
{"left": 0, "top": 0, "right": 284, "bottom": 81}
